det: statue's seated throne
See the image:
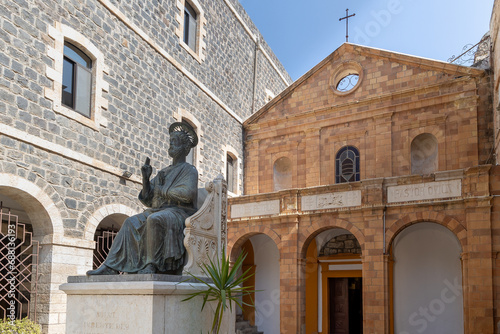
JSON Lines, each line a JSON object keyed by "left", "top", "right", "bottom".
{"left": 183, "top": 174, "right": 228, "bottom": 277}
{"left": 60, "top": 175, "right": 233, "bottom": 334}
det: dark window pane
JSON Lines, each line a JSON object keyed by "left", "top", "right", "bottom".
{"left": 62, "top": 57, "right": 74, "bottom": 108}
{"left": 183, "top": 11, "right": 190, "bottom": 45}
{"left": 185, "top": 2, "right": 197, "bottom": 20}
{"left": 341, "top": 158, "right": 354, "bottom": 181}
{"left": 188, "top": 12, "right": 197, "bottom": 50}
{"left": 75, "top": 66, "right": 92, "bottom": 117}
{"left": 64, "top": 43, "right": 92, "bottom": 68}
{"left": 62, "top": 42, "right": 93, "bottom": 118}
{"left": 182, "top": 119, "right": 195, "bottom": 165}
{"left": 336, "top": 146, "right": 360, "bottom": 184}
{"left": 227, "top": 155, "right": 234, "bottom": 193}
{"left": 184, "top": 2, "right": 197, "bottom": 51}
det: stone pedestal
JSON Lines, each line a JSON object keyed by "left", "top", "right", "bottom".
{"left": 60, "top": 275, "right": 235, "bottom": 334}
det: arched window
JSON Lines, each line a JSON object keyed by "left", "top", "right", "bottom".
{"left": 62, "top": 42, "right": 92, "bottom": 118}
{"left": 176, "top": 0, "right": 206, "bottom": 62}
{"left": 336, "top": 146, "right": 360, "bottom": 183}
{"left": 224, "top": 146, "right": 240, "bottom": 195}
{"left": 273, "top": 157, "right": 292, "bottom": 191}
{"left": 46, "top": 23, "right": 108, "bottom": 129}
{"left": 411, "top": 133, "right": 438, "bottom": 175}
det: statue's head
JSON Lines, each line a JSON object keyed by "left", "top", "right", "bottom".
{"left": 168, "top": 122, "right": 198, "bottom": 160}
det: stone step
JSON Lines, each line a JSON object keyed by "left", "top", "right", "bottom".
{"left": 235, "top": 315, "right": 263, "bottom": 334}
{"left": 236, "top": 329, "right": 263, "bottom": 334}
{"left": 236, "top": 321, "right": 250, "bottom": 329}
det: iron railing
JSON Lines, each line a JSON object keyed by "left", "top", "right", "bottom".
{"left": 92, "top": 230, "right": 118, "bottom": 269}
{"left": 0, "top": 208, "right": 39, "bottom": 321}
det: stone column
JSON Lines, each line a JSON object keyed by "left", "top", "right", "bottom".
{"left": 36, "top": 236, "right": 94, "bottom": 334}
{"left": 279, "top": 221, "right": 300, "bottom": 333}
{"left": 362, "top": 253, "right": 388, "bottom": 334}
{"left": 464, "top": 197, "right": 494, "bottom": 334}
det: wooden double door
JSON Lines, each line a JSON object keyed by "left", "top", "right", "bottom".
{"left": 328, "top": 277, "right": 363, "bottom": 334}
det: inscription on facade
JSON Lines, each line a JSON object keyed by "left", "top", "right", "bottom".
{"left": 301, "top": 191, "right": 361, "bottom": 211}
{"left": 387, "top": 179, "right": 461, "bottom": 203}
{"left": 231, "top": 200, "right": 280, "bottom": 218}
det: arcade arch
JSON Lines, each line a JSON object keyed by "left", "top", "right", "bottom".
{"left": 389, "top": 222, "right": 464, "bottom": 334}
{"left": 303, "top": 227, "right": 363, "bottom": 334}
{"left": 0, "top": 175, "right": 65, "bottom": 330}
{"left": 83, "top": 203, "right": 138, "bottom": 270}
{"left": 230, "top": 233, "right": 280, "bottom": 334}
{"left": 0, "top": 174, "right": 64, "bottom": 238}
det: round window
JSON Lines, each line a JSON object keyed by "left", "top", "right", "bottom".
{"left": 330, "top": 61, "right": 363, "bottom": 96}
{"left": 336, "top": 73, "right": 360, "bottom": 92}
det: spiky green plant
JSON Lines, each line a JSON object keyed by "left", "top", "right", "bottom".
{"left": 183, "top": 249, "right": 257, "bottom": 334}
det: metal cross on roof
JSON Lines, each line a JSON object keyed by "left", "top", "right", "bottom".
{"left": 339, "top": 8, "right": 356, "bottom": 43}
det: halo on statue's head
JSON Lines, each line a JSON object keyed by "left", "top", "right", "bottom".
{"left": 169, "top": 122, "right": 198, "bottom": 148}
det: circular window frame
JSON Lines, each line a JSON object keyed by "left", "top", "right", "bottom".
{"left": 330, "top": 61, "right": 363, "bottom": 96}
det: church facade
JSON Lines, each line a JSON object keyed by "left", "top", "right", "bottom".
{"left": 0, "top": 0, "right": 290, "bottom": 332}
{"left": 227, "top": 41, "right": 498, "bottom": 334}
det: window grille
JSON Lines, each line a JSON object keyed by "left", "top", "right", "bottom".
{"left": 336, "top": 146, "right": 360, "bottom": 183}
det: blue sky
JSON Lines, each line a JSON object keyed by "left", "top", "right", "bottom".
{"left": 239, "top": 0, "right": 495, "bottom": 81}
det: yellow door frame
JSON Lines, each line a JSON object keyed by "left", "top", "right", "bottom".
{"left": 319, "top": 254, "right": 362, "bottom": 334}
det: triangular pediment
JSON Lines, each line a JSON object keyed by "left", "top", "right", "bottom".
{"left": 245, "top": 43, "right": 485, "bottom": 127}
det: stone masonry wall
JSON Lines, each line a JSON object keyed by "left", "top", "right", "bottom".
{"left": 0, "top": 1, "right": 290, "bottom": 331}
{"left": 319, "top": 234, "right": 362, "bottom": 256}
{"left": 94, "top": 0, "right": 291, "bottom": 119}
{"left": 0, "top": 0, "right": 290, "bottom": 238}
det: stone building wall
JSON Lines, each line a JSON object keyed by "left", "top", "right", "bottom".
{"left": 1, "top": 0, "right": 291, "bottom": 200}
{"left": 0, "top": 0, "right": 290, "bottom": 332}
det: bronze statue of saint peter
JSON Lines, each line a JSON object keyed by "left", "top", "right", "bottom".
{"left": 87, "top": 122, "right": 198, "bottom": 275}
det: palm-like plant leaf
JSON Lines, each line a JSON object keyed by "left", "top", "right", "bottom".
{"left": 182, "top": 249, "right": 257, "bottom": 334}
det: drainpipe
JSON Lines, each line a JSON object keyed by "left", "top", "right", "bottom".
{"left": 383, "top": 206, "right": 387, "bottom": 255}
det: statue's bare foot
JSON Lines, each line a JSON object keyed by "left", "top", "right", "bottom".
{"left": 86, "top": 265, "right": 118, "bottom": 275}
{"left": 138, "top": 264, "right": 157, "bottom": 274}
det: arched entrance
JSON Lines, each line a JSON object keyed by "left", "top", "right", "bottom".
{"left": 0, "top": 179, "right": 62, "bottom": 332}
{"left": 235, "top": 233, "right": 280, "bottom": 334}
{"left": 390, "top": 222, "right": 464, "bottom": 334}
{"left": 305, "top": 228, "right": 363, "bottom": 334}
{"left": 83, "top": 202, "right": 139, "bottom": 272}
{"left": 0, "top": 195, "right": 39, "bottom": 321}
{"left": 91, "top": 213, "right": 127, "bottom": 269}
